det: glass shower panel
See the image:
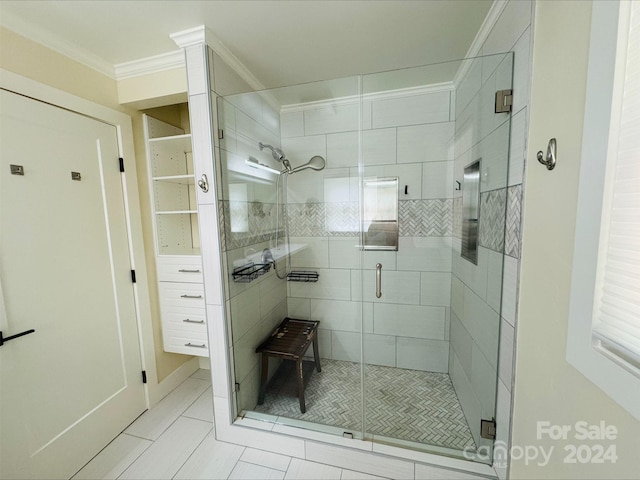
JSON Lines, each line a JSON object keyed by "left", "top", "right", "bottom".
{"left": 360, "top": 53, "right": 513, "bottom": 463}
{"left": 215, "top": 53, "right": 514, "bottom": 465}
{"left": 217, "top": 76, "right": 365, "bottom": 438}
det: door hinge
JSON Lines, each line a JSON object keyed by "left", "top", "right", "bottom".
{"left": 481, "top": 418, "right": 497, "bottom": 440}
{"left": 235, "top": 382, "right": 240, "bottom": 392}
{"left": 218, "top": 129, "right": 224, "bottom": 140}
{"left": 131, "top": 270, "right": 137, "bottom": 283}
{"left": 142, "top": 370, "right": 147, "bottom": 384}
{"left": 119, "top": 157, "right": 125, "bottom": 172}
{"left": 495, "top": 89, "right": 513, "bottom": 113}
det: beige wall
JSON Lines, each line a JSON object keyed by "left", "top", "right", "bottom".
{"left": 512, "top": 2, "right": 640, "bottom": 478}
{"left": 118, "top": 68, "right": 187, "bottom": 109}
{"left": 0, "top": 26, "right": 191, "bottom": 382}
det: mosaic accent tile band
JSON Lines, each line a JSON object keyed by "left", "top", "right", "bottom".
{"left": 453, "top": 196, "right": 462, "bottom": 239}
{"left": 479, "top": 189, "right": 506, "bottom": 253}
{"left": 220, "top": 200, "right": 279, "bottom": 251}
{"left": 218, "top": 187, "right": 521, "bottom": 257}
{"left": 505, "top": 184, "right": 522, "bottom": 258}
{"left": 398, "top": 199, "right": 453, "bottom": 237}
{"left": 254, "top": 359, "right": 476, "bottom": 451}
{"left": 285, "top": 199, "right": 453, "bottom": 238}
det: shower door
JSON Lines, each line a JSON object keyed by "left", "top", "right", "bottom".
{"left": 217, "top": 52, "right": 513, "bottom": 465}
{"left": 359, "top": 53, "right": 514, "bottom": 463}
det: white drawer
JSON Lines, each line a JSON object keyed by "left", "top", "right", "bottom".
{"left": 161, "top": 306, "right": 207, "bottom": 334}
{"left": 158, "top": 282, "right": 205, "bottom": 308}
{"left": 163, "top": 332, "right": 209, "bottom": 357}
{"left": 157, "top": 256, "right": 203, "bottom": 283}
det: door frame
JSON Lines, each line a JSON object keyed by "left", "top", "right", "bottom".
{"left": 0, "top": 68, "right": 165, "bottom": 406}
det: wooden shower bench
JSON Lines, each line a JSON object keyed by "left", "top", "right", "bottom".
{"left": 255, "top": 317, "right": 321, "bottom": 413}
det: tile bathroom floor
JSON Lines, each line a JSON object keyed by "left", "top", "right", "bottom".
{"left": 72, "top": 369, "right": 386, "bottom": 479}
{"left": 254, "top": 360, "right": 476, "bottom": 451}
{"left": 72, "top": 369, "right": 486, "bottom": 480}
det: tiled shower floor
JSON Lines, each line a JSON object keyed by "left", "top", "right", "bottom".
{"left": 254, "top": 359, "right": 476, "bottom": 451}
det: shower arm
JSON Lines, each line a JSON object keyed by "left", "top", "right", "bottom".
{"left": 259, "top": 142, "right": 292, "bottom": 172}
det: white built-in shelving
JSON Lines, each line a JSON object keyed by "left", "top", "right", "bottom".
{"left": 144, "top": 114, "right": 208, "bottom": 357}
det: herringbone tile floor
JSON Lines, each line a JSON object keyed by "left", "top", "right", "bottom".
{"left": 254, "top": 360, "right": 476, "bottom": 451}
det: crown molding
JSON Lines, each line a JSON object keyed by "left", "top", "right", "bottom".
{"left": 170, "top": 25, "right": 266, "bottom": 92}
{"left": 169, "top": 25, "right": 212, "bottom": 49}
{"left": 114, "top": 50, "right": 185, "bottom": 80}
{"left": 0, "top": 10, "right": 116, "bottom": 79}
{"left": 453, "top": 0, "right": 509, "bottom": 87}
{"left": 280, "top": 82, "right": 455, "bottom": 114}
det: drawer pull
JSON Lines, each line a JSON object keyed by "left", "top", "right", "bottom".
{"left": 183, "top": 319, "right": 205, "bottom": 324}
{"left": 180, "top": 294, "right": 203, "bottom": 299}
{"left": 185, "top": 342, "right": 207, "bottom": 348}
{"left": 178, "top": 269, "right": 201, "bottom": 273}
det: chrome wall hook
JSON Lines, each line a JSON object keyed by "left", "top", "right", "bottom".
{"left": 537, "top": 138, "right": 557, "bottom": 170}
{"left": 197, "top": 173, "right": 209, "bottom": 193}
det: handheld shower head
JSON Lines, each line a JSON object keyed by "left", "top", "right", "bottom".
{"left": 289, "top": 155, "right": 326, "bottom": 174}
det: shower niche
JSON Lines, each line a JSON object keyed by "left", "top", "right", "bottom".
{"left": 363, "top": 176, "right": 399, "bottom": 250}
{"left": 462, "top": 159, "right": 481, "bottom": 264}
{"left": 214, "top": 52, "right": 513, "bottom": 465}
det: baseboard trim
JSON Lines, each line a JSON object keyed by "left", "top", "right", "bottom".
{"left": 147, "top": 357, "right": 200, "bottom": 407}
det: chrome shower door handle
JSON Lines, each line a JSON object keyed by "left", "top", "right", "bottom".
{"left": 375, "top": 263, "right": 382, "bottom": 298}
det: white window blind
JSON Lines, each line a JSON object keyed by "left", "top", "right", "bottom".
{"left": 592, "top": 0, "right": 640, "bottom": 374}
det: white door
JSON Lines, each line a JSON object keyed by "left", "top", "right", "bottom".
{"left": 0, "top": 90, "right": 147, "bottom": 479}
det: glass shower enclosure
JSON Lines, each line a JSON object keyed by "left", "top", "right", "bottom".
{"left": 216, "top": 52, "right": 513, "bottom": 464}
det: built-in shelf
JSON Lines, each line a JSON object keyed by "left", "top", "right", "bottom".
{"left": 157, "top": 247, "right": 201, "bottom": 256}
{"left": 148, "top": 133, "right": 192, "bottom": 152}
{"left": 153, "top": 174, "right": 195, "bottom": 185}
{"left": 144, "top": 113, "right": 207, "bottom": 358}
{"left": 155, "top": 210, "right": 198, "bottom": 215}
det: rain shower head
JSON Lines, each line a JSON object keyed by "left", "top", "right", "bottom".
{"left": 289, "top": 155, "right": 326, "bottom": 174}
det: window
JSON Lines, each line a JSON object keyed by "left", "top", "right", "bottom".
{"left": 567, "top": 0, "right": 640, "bottom": 420}
{"left": 591, "top": 0, "right": 640, "bottom": 375}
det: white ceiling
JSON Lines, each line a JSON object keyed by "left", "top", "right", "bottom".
{"left": 0, "top": 0, "right": 493, "bottom": 89}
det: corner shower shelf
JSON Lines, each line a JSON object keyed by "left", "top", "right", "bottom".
{"left": 232, "top": 263, "right": 271, "bottom": 283}
{"left": 286, "top": 271, "right": 319, "bottom": 283}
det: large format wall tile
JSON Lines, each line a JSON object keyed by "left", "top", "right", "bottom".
{"left": 373, "top": 91, "right": 451, "bottom": 128}
{"left": 397, "top": 236, "right": 453, "bottom": 272}
{"left": 373, "top": 303, "right": 445, "bottom": 340}
{"left": 304, "top": 104, "right": 359, "bottom": 135}
{"left": 396, "top": 337, "right": 449, "bottom": 372}
{"left": 397, "top": 122, "right": 455, "bottom": 164}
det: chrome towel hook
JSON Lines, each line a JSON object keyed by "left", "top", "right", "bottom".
{"left": 197, "top": 173, "right": 209, "bottom": 193}
{"left": 537, "top": 138, "right": 557, "bottom": 170}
